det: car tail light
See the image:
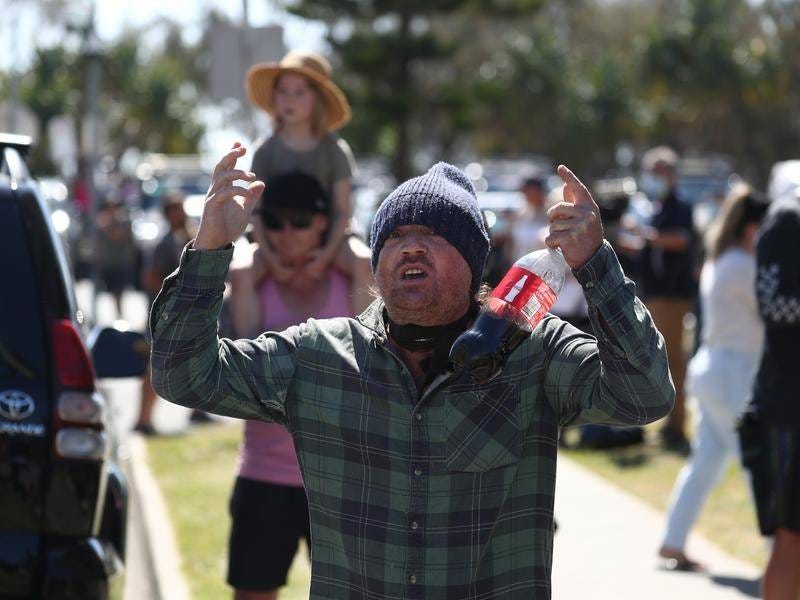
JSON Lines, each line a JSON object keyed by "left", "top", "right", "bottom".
{"left": 55, "top": 429, "right": 107, "bottom": 460}
{"left": 51, "top": 319, "right": 105, "bottom": 461}
{"left": 51, "top": 319, "right": 95, "bottom": 390}
{"left": 57, "top": 391, "right": 105, "bottom": 424}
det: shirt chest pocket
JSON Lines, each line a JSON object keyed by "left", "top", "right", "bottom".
{"left": 443, "top": 383, "right": 522, "bottom": 472}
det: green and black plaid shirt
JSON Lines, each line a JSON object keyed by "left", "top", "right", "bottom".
{"left": 150, "top": 240, "right": 673, "bottom": 600}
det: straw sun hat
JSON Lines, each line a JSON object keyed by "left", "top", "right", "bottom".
{"left": 245, "top": 50, "right": 352, "bottom": 132}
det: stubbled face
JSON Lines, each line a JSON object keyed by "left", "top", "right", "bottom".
{"left": 375, "top": 225, "right": 472, "bottom": 326}
{"left": 273, "top": 72, "right": 317, "bottom": 127}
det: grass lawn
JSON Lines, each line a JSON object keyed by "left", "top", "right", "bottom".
{"left": 145, "top": 423, "right": 311, "bottom": 600}
{"left": 561, "top": 426, "right": 767, "bottom": 569}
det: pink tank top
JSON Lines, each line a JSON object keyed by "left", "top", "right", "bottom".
{"left": 237, "top": 269, "right": 352, "bottom": 487}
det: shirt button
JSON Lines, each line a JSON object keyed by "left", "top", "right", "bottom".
{"left": 414, "top": 413, "right": 422, "bottom": 421}
{"left": 585, "top": 281, "right": 594, "bottom": 289}
{"left": 414, "top": 466, "right": 422, "bottom": 476}
{"left": 411, "top": 521, "right": 419, "bottom": 530}
{"left": 409, "top": 575, "right": 417, "bottom": 584}
{"left": 161, "top": 311, "right": 169, "bottom": 320}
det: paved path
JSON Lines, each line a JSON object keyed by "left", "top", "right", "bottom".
{"left": 553, "top": 457, "right": 762, "bottom": 599}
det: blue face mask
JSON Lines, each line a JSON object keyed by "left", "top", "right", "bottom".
{"left": 640, "top": 173, "right": 669, "bottom": 200}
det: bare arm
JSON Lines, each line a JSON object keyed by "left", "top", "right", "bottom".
{"left": 644, "top": 227, "right": 691, "bottom": 252}
{"left": 317, "top": 178, "right": 352, "bottom": 264}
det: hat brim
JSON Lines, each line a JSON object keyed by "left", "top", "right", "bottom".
{"left": 245, "top": 63, "right": 351, "bottom": 132}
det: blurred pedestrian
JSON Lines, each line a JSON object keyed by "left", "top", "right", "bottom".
{"left": 739, "top": 187, "right": 800, "bottom": 600}
{"left": 136, "top": 193, "right": 191, "bottom": 435}
{"left": 245, "top": 49, "right": 373, "bottom": 309}
{"left": 510, "top": 174, "right": 549, "bottom": 261}
{"left": 659, "top": 185, "right": 768, "bottom": 570}
{"left": 226, "top": 172, "right": 361, "bottom": 599}
{"left": 96, "top": 197, "right": 138, "bottom": 319}
{"left": 150, "top": 145, "right": 674, "bottom": 598}
{"left": 637, "top": 146, "right": 697, "bottom": 454}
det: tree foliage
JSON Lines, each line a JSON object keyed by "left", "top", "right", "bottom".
{"left": 279, "top": 0, "right": 799, "bottom": 184}
{"left": 18, "top": 46, "right": 76, "bottom": 174}
{"left": 102, "top": 29, "right": 205, "bottom": 156}
{"left": 13, "top": 19, "right": 205, "bottom": 175}
{"left": 9, "top": 0, "right": 800, "bottom": 186}
{"left": 635, "top": 0, "right": 799, "bottom": 183}
{"left": 284, "top": 0, "right": 544, "bottom": 180}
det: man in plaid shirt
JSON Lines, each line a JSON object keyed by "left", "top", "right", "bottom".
{"left": 151, "top": 143, "right": 674, "bottom": 599}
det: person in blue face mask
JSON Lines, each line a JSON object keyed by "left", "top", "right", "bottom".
{"left": 637, "top": 146, "right": 697, "bottom": 455}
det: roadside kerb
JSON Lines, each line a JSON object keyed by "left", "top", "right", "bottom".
{"left": 127, "top": 433, "right": 191, "bottom": 600}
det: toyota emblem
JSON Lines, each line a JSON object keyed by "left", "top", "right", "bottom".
{"left": 0, "top": 390, "right": 36, "bottom": 421}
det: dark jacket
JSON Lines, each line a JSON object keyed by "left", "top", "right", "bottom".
{"left": 752, "top": 197, "right": 800, "bottom": 427}
{"left": 640, "top": 191, "right": 697, "bottom": 298}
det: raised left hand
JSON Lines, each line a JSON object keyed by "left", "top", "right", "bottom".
{"left": 545, "top": 165, "right": 604, "bottom": 270}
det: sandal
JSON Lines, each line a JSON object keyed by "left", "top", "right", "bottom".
{"left": 663, "top": 556, "right": 706, "bottom": 572}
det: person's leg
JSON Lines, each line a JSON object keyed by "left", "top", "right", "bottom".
{"left": 647, "top": 297, "right": 692, "bottom": 446}
{"left": 227, "top": 478, "right": 300, "bottom": 599}
{"left": 763, "top": 528, "right": 800, "bottom": 600}
{"left": 763, "top": 428, "right": 800, "bottom": 599}
{"left": 333, "top": 235, "right": 374, "bottom": 314}
{"left": 234, "top": 590, "right": 277, "bottom": 600}
{"left": 135, "top": 367, "right": 157, "bottom": 434}
{"left": 293, "top": 486, "right": 312, "bottom": 561}
{"left": 113, "top": 290, "right": 124, "bottom": 319}
{"left": 660, "top": 401, "right": 727, "bottom": 565}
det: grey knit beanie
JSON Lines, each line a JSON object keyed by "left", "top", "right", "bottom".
{"left": 370, "top": 162, "right": 490, "bottom": 294}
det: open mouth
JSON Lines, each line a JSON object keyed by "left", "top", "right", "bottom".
{"left": 401, "top": 268, "right": 428, "bottom": 280}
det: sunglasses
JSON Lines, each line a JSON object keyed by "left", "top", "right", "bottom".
{"left": 260, "top": 210, "right": 316, "bottom": 231}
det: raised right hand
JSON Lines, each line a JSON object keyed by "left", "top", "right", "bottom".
{"left": 194, "top": 143, "right": 265, "bottom": 250}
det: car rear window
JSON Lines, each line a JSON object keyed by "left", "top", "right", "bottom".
{"left": 0, "top": 196, "right": 46, "bottom": 381}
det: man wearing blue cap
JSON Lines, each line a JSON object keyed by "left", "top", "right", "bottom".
{"left": 150, "top": 143, "right": 673, "bottom": 599}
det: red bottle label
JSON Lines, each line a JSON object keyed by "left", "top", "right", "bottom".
{"left": 490, "top": 267, "right": 543, "bottom": 310}
{"left": 488, "top": 266, "right": 557, "bottom": 326}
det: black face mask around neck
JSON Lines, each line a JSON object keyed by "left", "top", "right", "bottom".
{"left": 384, "top": 304, "right": 478, "bottom": 353}
{"left": 385, "top": 304, "right": 480, "bottom": 388}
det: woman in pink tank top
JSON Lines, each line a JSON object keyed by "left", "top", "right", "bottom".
{"left": 226, "top": 172, "right": 370, "bottom": 599}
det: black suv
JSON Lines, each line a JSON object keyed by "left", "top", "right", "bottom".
{"left": 0, "top": 134, "right": 145, "bottom": 599}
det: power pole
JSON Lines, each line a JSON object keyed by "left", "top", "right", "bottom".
{"left": 84, "top": 3, "right": 103, "bottom": 322}
{"left": 241, "top": 0, "right": 256, "bottom": 141}
{"left": 6, "top": 7, "right": 21, "bottom": 132}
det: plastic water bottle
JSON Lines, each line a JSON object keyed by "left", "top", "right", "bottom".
{"left": 450, "top": 248, "right": 567, "bottom": 383}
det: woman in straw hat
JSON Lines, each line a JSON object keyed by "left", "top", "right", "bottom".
{"left": 245, "top": 50, "right": 372, "bottom": 310}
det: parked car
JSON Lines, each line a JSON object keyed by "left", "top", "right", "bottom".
{"left": 0, "top": 134, "right": 146, "bottom": 599}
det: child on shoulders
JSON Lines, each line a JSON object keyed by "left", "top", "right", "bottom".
{"left": 245, "top": 50, "right": 372, "bottom": 312}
